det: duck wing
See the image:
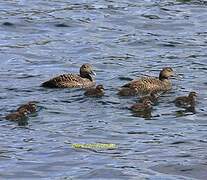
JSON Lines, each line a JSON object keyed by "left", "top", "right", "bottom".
{"left": 174, "top": 96, "right": 189, "bottom": 107}
{"left": 41, "top": 74, "right": 94, "bottom": 88}
{"left": 123, "top": 77, "right": 166, "bottom": 93}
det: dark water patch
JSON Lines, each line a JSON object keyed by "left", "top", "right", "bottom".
{"left": 170, "top": 141, "right": 191, "bottom": 145}
{"left": 54, "top": 23, "right": 70, "bottom": 27}
{"left": 141, "top": 14, "right": 161, "bottom": 19}
{"left": 127, "top": 131, "right": 149, "bottom": 135}
{"left": 2, "top": 22, "right": 14, "bottom": 26}
{"left": 118, "top": 77, "right": 133, "bottom": 81}
{"left": 151, "top": 163, "right": 207, "bottom": 180}
{"left": 76, "top": 168, "right": 131, "bottom": 179}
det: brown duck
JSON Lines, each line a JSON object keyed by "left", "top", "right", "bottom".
{"left": 17, "top": 101, "right": 37, "bottom": 114}
{"left": 118, "top": 67, "right": 174, "bottom": 96}
{"left": 139, "top": 92, "right": 159, "bottom": 104}
{"left": 130, "top": 100, "right": 152, "bottom": 113}
{"left": 5, "top": 110, "right": 28, "bottom": 121}
{"left": 84, "top": 85, "right": 105, "bottom": 97}
{"left": 41, "top": 64, "right": 96, "bottom": 88}
{"left": 5, "top": 102, "right": 37, "bottom": 121}
{"left": 174, "top": 91, "right": 197, "bottom": 109}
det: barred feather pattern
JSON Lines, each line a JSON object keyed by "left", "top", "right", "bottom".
{"left": 174, "top": 96, "right": 195, "bottom": 108}
{"left": 17, "top": 102, "right": 37, "bottom": 114}
{"left": 84, "top": 88, "right": 104, "bottom": 97}
{"left": 5, "top": 102, "right": 37, "bottom": 121}
{"left": 119, "top": 77, "right": 172, "bottom": 96}
{"left": 5, "top": 111, "right": 26, "bottom": 121}
{"left": 42, "top": 74, "right": 95, "bottom": 88}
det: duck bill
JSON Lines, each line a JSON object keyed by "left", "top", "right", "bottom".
{"left": 171, "top": 71, "right": 183, "bottom": 80}
{"left": 90, "top": 70, "right": 96, "bottom": 76}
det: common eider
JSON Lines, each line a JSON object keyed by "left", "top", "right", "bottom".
{"left": 174, "top": 91, "right": 197, "bottom": 109}
{"left": 118, "top": 67, "right": 174, "bottom": 96}
{"left": 130, "top": 100, "right": 152, "bottom": 113}
{"left": 84, "top": 85, "right": 105, "bottom": 97}
{"left": 41, "top": 64, "right": 96, "bottom": 88}
{"left": 5, "top": 110, "right": 28, "bottom": 121}
{"left": 5, "top": 102, "right": 37, "bottom": 121}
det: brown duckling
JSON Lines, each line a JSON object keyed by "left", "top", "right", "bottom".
{"left": 5, "top": 110, "right": 28, "bottom": 121}
{"left": 174, "top": 91, "right": 197, "bottom": 109}
{"left": 139, "top": 92, "right": 159, "bottom": 104}
{"left": 130, "top": 100, "right": 152, "bottom": 113}
{"left": 5, "top": 101, "right": 37, "bottom": 121}
{"left": 118, "top": 67, "right": 174, "bottom": 96}
{"left": 17, "top": 101, "right": 37, "bottom": 114}
{"left": 41, "top": 64, "right": 96, "bottom": 88}
{"left": 84, "top": 85, "right": 105, "bottom": 97}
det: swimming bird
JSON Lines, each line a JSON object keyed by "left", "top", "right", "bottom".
{"left": 174, "top": 91, "right": 197, "bottom": 109}
{"left": 130, "top": 100, "right": 153, "bottom": 113}
{"left": 5, "top": 102, "right": 37, "bottom": 121}
{"left": 41, "top": 64, "right": 96, "bottom": 88}
{"left": 118, "top": 67, "right": 174, "bottom": 96}
{"left": 84, "top": 85, "right": 105, "bottom": 97}
{"left": 130, "top": 100, "right": 153, "bottom": 118}
{"left": 138, "top": 92, "right": 159, "bottom": 105}
{"left": 17, "top": 101, "right": 37, "bottom": 114}
{"left": 5, "top": 110, "right": 28, "bottom": 121}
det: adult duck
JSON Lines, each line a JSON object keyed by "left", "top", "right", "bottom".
{"left": 41, "top": 64, "right": 96, "bottom": 88}
{"left": 118, "top": 67, "right": 174, "bottom": 96}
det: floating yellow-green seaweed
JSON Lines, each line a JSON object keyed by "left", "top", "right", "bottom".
{"left": 72, "top": 143, "right": 117, "bottom": 150}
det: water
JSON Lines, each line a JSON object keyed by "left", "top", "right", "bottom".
{"left": 0, "top": 0, "right": 207, "bottom": 179}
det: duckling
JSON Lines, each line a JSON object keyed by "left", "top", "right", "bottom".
{"left": 118, "top": 67, "right": 174, "bottom": 96}
{"left": 139, "top": 92, "right": 159, "bottom": 105}
{"left": 5, "top": 102, "right": 37, "bottom": 121}
{"left": 17, "top": 101, "right": 37, "bottom": 114}
{"left": 84, "top": 85, "right": 105, "bottom": 97}
{"left": 174, "top": 91, "right": 197, "bottom": 109}
{"left": 5, "top": 110, "right": 28, "bottom": 121}
{"left": 41, "top": 64, "right": 96, "bottom": 88}
{"left": 130, "top": 100, "right": 152, "bottom": 112}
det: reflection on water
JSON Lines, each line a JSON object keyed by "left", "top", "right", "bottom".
{"left": 0, "top": 0, "right": 207, "bottom": 179}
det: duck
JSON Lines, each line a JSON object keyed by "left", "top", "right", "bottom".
{"left": 5, "top": 110, "right": 28, "bottom": 121}
{"left": 138, "top": 92, "right": 159, "bottom": 105}
{"left": 41, "top": 64, "right": 96, "bottom": 88}
{"left": 174, "top": 91, "right": 197, "bottom": 109}
{"left": 130, "top": 100, "right": 153, "bottom": 113}
{"left": 118, "top": 67, "right": 174, "bottom": 96}
{"left": 17, "top": 101, "right": 37, "bottom": 114}
{"left": 5, "top": 102, "right": 37, "bottom": 121}
{"left": 84, "top": 85, "right": 105, "bottom": 97}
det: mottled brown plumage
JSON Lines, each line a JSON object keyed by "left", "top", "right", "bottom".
{"left": 130, "top": 100, "right": 152, "bottom": 112}
{"left": 174, "top": 91, "right": 197, "bottom": 109}
{"left": 118, "top": 67, "right": 174, "bottom": 96}
{"left": 5, "top": 110, "right": 28, "bottom": 121}
{"left": 139, "top": 92, "right": 159, "bottom": 104}
{"left": 17, "top": 101, "right": 37, "bottom": 114}
{"left": 84, "top": 85, "right": 105, "bottom": 97}
{"left": 5, "top": 102, "right": 37, "bottom": 122}
{"left": 41, "top": 64, "right": 96, "bottom": 88}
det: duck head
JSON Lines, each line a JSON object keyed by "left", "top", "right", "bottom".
{"left": 96, "top": 84, "right": 104, "bottom": 91}
{"left": 189, "top": 91, "right": 197, "bottom": 99}
{"left": 80, "top": 64, "right": 96, "bottom": 81}
{"left": 159, "top": 67, "right": 174, "bottom": 80}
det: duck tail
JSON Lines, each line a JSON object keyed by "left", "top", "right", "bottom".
{"left": 117, "top": 87, "right": 136, "bottom": 96}
{"left": 41, "top": 80, "right": 56, "bottom": 88}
